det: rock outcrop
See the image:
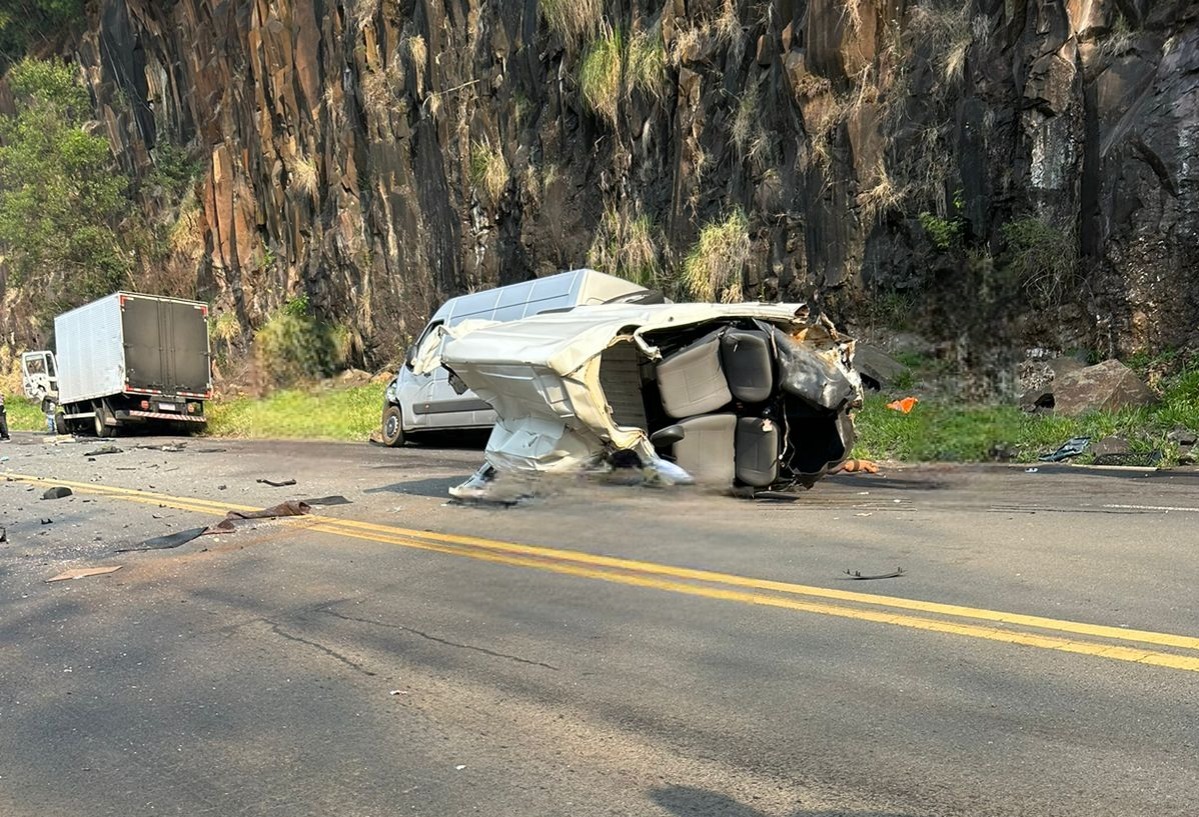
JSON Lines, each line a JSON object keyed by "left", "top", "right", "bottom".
{"left": 1, "top": 0, "right": 1196, "bottom": 375}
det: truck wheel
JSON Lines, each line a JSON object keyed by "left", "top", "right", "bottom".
{"left": 381, "top": 405, "right": 406, "bottom": 447}
{"left": 54, "top": 411, "right": 67, "bottom": 435}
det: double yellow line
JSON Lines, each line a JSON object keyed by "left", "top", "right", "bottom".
{"left": 11, "top": 472, "right": 1199, "bottom": 673}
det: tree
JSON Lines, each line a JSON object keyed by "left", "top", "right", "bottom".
{"left": 0, "top": 58, "right": 132, "bottom": 314}
{"left": 0, "top": 1, "right": 85, "bottom": 69}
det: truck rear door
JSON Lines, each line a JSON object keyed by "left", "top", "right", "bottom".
{"left": 122, "top": 297, "right": 210, "bottom": 396}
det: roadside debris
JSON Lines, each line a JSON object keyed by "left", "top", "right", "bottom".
{"left": 301, "top": 495, "right": 352, "bottom": 506}
{"left": 415, "top": 302, "right": 862, "bottom": 500}
{"left": 0, "top": 526, "right": 6, "bottom": 543}
{"left": 42, "top": 486, "right": 73, "bottom": 500}
{"left": 830, "top": 458, "right": 880, "bottom": 474}
{"left": 885, "top": 397, "right": 919, "bottom": 413}
{"left": 84, "top": 445, "right": 123, "bottom": 457}
{"left": 40, "top": 517, "right": 53, "bottom": 524}
{"left": 257, "top": 478, "right": 298, "bottom": 487}
{"left": 1039, "top": 436, "right": 1090, "bottom": 462}
{"left": 118, "top": 500, "right": 313, "bottom": 552}
{"left": 844, "top": 567, "right": 905, "bottom": 580}
{"left": 47, "top": 566, "right": 122, "bottom": 582}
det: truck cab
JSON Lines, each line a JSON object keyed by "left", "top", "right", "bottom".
{"left": 20, "top": 351, "right": 59, "bottom": 401}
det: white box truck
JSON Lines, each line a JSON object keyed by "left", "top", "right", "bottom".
{"left": 22, "top": 292, "right": 213, "bottom": 436}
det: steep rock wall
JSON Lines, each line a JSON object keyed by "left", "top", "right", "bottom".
{"left": 5, "top": 0, "right": 1197, "bottom": 373}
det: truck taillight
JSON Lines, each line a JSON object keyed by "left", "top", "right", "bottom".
{"left": 187, "top": 402, "right": 197, "bottom": 413}
{"left": 140, "top": 400, "right": 150, "bottom": 409}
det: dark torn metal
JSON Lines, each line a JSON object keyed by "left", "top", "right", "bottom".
{"left": 118, "top": 501, "right": 312, "bottom": 552}
{"left": 301, "top": 495, "right": 352, "bottom": 506}
{"left": 42, "top": 486, "right": 72, "bottom": 500}
{"left": 257, "top": 478, "right": 298, "bottom": 487}
{"left": 844, "top": 567, "right": 905, "bottom": 580}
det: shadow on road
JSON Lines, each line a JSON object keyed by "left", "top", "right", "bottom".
{"left": 649, "top": 784, "right": 921, "bottom": 817}
{"left": 363, "top": 476, "right": 464, "bottom": 498}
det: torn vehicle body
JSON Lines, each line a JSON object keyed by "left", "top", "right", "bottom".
{"left": 414, "top": 302, "right": 862, "bottom": 498}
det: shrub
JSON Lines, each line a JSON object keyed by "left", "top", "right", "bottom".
{"left": 469, "top": 141, "right": 509, "bottom": 203}
{"left": 681, "top": 209, "right": 751, "bottom": 303}
{"left": 629, "top": 26, "right": 665, "bottom": 96}
{"left": 579, "top": 28, "right": 623, "bottom": 125}
{"left": 918, "top": 211, "right": 962, "bottom": 250}
{"left": 538, "top": 0, "right": 603, "bottom": 48}
{"left": 1000, "top": 216, "right": 1077, "bottom": 306}
{"left": 586, "top": 206, "right": 661, "bottom": 287}
{"left": 290, "top": 154, "right": 319, "bottom": 196}
{"left": 254, "top": 296, "right": 349, "bottom": 386}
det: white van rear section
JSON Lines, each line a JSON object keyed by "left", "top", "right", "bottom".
{"left": 383, "top": 269, "right": 650, "bottom": 443}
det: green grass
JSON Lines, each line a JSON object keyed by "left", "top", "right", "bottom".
{"left": 3, "top": 396, "right": 46, "bottom": 431}
{"left": 203, "top": 384, "right": 386, "bottom": 441}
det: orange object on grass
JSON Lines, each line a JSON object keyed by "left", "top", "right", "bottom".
{"left": 886, "top": 396, "right": 919, "bottom": 413}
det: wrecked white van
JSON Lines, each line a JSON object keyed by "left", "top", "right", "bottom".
{"left": 382, "top": 269, "right": 654, "bottom": 445}
{"left": 413, "top": 301, "right": 862, "bottom": 498}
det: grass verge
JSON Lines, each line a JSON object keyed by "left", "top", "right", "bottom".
{"left": 3, "top": 396, "right": 47, "bottom": 431}
{"left": 204, "top": 384, "right": 386, "bottom": 442}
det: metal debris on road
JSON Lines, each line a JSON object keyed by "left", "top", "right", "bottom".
{"left": 46, "top": 566, "right": 122, "bottom": 582}
{"left": 301, "top": 495, "right": 352, "bottom": 506}
{"left": 844, "top": 567, "right": 905, "bottom": 580}
{"left": 119, "top": 500, "right": 313, "bottom": 552}
{"left": 0, "top": 526, "right": 6, "bottom": 543}
{"left": 1038, "top": 436, "right": 1090, "bottom": 462}
{"left": 40, "top": 517, "right": 52, "bottom": 524}
{"left": 42, "top": 486, "right": 73, "bottom": 500}
{"left": 84, "top": 445, "right": 123, "bottom": 456}
{"left": 257, "top": 478, "right": 298, "bottom": 487}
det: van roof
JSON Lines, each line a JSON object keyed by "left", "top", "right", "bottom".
{"left": 432, "top": 269, "right": 647, "bottom": 325}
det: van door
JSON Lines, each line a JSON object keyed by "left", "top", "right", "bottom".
{"left": 21, "top": 351, "right": 58, "bottom": 400}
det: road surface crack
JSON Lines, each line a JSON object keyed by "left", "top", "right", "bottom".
{"left": 266, "top": 620, "right": 377, "bottom": 677}
{"left": 319, "top": 609, "right": 559, "bottom": 671}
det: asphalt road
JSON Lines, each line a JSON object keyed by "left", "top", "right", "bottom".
{"left": 1, "top": 431, "right": 1197, "bottom": 817}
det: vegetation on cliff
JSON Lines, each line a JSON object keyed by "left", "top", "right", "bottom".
{"left": 0, "top": 58, "right": 130, "bottom": 318}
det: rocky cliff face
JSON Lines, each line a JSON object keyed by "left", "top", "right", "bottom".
{"left": 5, "top": 0, "right": 1198, "bottom": 377}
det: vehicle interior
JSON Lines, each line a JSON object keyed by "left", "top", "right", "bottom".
{"left": 597, "top": 320, "right": 857, "bottom": 489}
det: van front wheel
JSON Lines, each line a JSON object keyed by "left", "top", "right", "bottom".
{"left": 381, "top": 405, "right": 406, "bottom": 447}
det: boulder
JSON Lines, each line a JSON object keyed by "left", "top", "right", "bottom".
{"left": 1051, "top": 360, "right": 1156, "bottom": 416}
{"left": 371, "top": 369, "right": 396, "bottom": 385}
{"left": 1018, "top": 356, "right": 1087, "bottom": 411}
{"left": 1090, "top": 436, "right": 1131, "bottom": 457}
{"left": 337, "top": 368, "right": 373, "bottom": 387}
{"left": 852, "top": 344, "right": 909, "bottom": 391}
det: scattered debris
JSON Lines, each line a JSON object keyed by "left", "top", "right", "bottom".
{"left": 0, "top": 526, "right": 6, "bottom": 543}
{"left": 47, "top": 566, "right": 122, "bottom": 582}
{"left": 832, "top": 458, "right": 880, "bottom": 474}
{"left": 40, "top": 517, "right": 53, "bottom": 524}
{"left": 389, "top": 689, "right": 409, "bottom": 696}
{"left": 301, "top": 495, "right": 352, "bottom": 507}
{"left": 1039, "top": 436, "right": 1090, "bottom": 462}
{"left": 117, "top": 528, "right": 207, "bottom": 552}
{"left": 844, "top": 567, "right": 904, "bottom": 580}
{"left": 257, "top": 478, "right": 298, "bottom": 487}
{"left": 119, "top": 500, "right": 313, "bottom": 552}
{"left": 886, "top": 397, "right": 919, "bottom": 413}
{"left": 1024, "top": 467, "right": 1039, "bottom": 473}
{"left": 84, "top": 445, "right": 123, "bottom": 456}
{"left": 42, "top": 486, "right": 73, "bottom": 500}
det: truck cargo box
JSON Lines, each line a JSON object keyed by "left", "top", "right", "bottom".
{"left": 55, "top": 293, "right": 212, "bottom": 405}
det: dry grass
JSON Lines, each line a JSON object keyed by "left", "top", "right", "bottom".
{"left": 857, "top": 160, "right": 905, "bottom": 223}
{"left": 906, "top": 1, "right": 973, "bottom": 86}
{"left": 586, "top": 206, "right": 662, "bottom": 287}
{"left": 629, "top": 25, "right": 666, "bottom": 97}
{"left": 579, "top": 27, "right": 623, "bottom": 125}
{"left": 406, "top": 35, "right": 427, "bottom": 97}
{"left": 469, "top": 140, "right": 509, "bottom": 203}
{"left": 1099, "top": 9, "right": 1137, "bottom": 59}
{"left": 714, "top": 0, "right": 741, "bottom": 43}
{"left": 290, "top": 154, "right": 319, "bottom": 196}
{"left": 843, "top": 0, "right": 865, "bottom": 32}
{"left": 168, "top": 189, "right": 206, "bottom": 257}
{"left": 681, "top": 209, "right": 750, "bottom": 303}
{"left": 354, "top": 0, "right": 380, "bottom": 28}
{"left": 731, "top": 85, "right": 757, "bottom": 159}
{"left": 539, "top": 0, "right": 603, "bottom": 49}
